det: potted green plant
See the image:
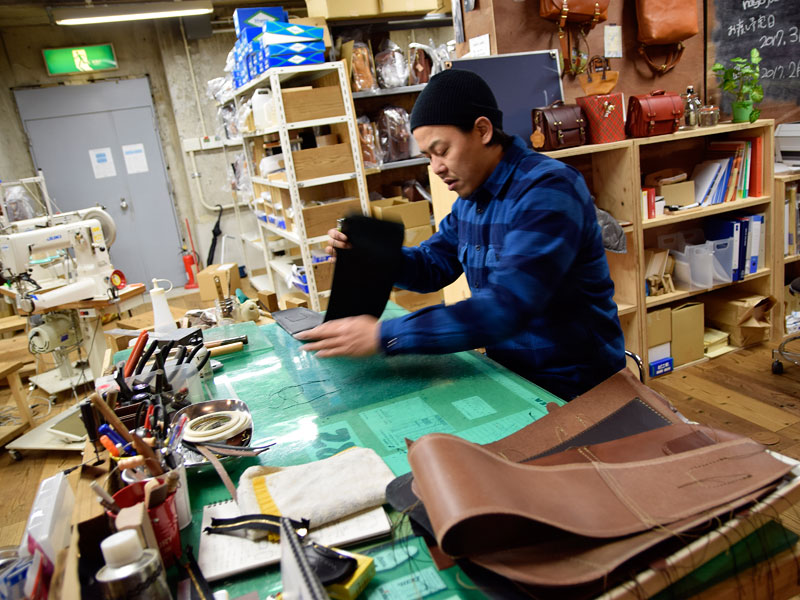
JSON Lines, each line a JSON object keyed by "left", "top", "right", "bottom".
{"left": 712, "top": 48, "right": 764, "bottom": 123}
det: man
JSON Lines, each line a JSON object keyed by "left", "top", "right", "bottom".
{"left": 297, "top": 69, "right": 625, "bottom": 400}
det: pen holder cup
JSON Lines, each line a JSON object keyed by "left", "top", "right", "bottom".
{"left": 110, "top": 480, "right": 180, "bottom": 567}
{"left": 121, "top": 452, "right": 192, "bottom": 530}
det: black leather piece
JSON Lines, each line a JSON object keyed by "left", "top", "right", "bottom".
{"left": 273, "top": 307, "right": 324, "bottom": 336}
{"left": 527, "top": 397, "right": 673, "bottom": 461}
{"left": 324, "top": 215, "right": 405, "bottom": 322}
{"left": 303, "top": 542, "right": 357, "bottom": 585}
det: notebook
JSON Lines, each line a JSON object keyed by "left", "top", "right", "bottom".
{"left": 197, "top": 500, "right": 392, "bottom": 581}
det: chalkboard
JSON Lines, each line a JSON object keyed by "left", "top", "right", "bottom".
{"left": 709, "top": 0, "right": 800, "bottom": 115}
{"left": 447, "top": 50, "right": 565, "bottom": 146}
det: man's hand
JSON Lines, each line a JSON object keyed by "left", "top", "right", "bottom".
{"left": 295, "top": 315, "right": 380, "bottom": 357}
{"left": 325, "top": 228, "right": 351, "bottom": 257}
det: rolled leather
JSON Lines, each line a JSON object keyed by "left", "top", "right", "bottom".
{"left": 408, "top": 432, "right": 791, "bottom": 557}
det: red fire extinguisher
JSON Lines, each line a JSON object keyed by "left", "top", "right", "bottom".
{"left": 182, "top": 246, "right": 199, "bottom": 289}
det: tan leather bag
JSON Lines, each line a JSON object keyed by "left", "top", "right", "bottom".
{"left": 539, "top": 0, "right": 611, "bottom": 76}
{"left": 635, "top": 0, "right": 699, "bottom": 74}
{"left": 577, "top": 56, "right": 619, "bottom": 95}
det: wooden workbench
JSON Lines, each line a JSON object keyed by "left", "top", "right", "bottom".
{"left": 0, "top": 360, "right": 34, "bottom": 447}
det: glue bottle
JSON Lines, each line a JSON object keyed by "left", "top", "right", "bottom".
{"left": 150, "top": 279, "right": 177, "bottom": 334}
{"left": 95, "top": 530, "right": 172, "bottom": 600}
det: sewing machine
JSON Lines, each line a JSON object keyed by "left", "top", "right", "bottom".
{"left": 0, "top": 210, "right": 144, "bottom": 394}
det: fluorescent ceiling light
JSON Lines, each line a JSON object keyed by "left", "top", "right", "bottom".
{"left": 53, "top": 1, "right": 213, "bottom": 26}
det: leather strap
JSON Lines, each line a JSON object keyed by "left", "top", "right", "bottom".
{"left": 638, "top": 43, "right": 685, "bottom": 74}
{"left": 195, "top": 444, "right": 238, "bottom": 502}
{"left": 409, "top": 433, "right": 791, "bottom": 556}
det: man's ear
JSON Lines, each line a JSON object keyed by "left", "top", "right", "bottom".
{"left": 474, "top": 116, "right": 494, "bottom": 145}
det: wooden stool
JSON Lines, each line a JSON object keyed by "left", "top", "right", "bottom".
{"left": 0, "top": 360, "right": 33, "bottom": 448}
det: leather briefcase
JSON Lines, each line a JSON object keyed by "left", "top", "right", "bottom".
{"left": 625, "top": 90, "right": 684, "bottom": 138}
{"left": 530, "top": 100, "right": 587, "bottom": 151}
{"left": 575, "top": 93, "right": 625, "bottom": 145}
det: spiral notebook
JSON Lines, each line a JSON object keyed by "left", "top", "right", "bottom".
{"left": 197, "top": 500, "right": 392, "bottom": 582}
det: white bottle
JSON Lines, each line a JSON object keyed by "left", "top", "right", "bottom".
{"left": 95, "top": 530, "right": 172, "bottom": 600}
{"left": 150, "top": 278, "right": 177, "bottom": 334}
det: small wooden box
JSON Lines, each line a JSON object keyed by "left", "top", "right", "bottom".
{"left": 282, "top": 86, "right": 345, "bottom": 123}
{"left": 301, "top": 198, "right": 362, "bottom": 238}
{"left": 292, "top": 143, "right": 355, "bottom": 181}
{"left": 312, "top": 260, "right": 334, "bottom": 291}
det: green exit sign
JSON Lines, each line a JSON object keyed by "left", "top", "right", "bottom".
{"left": 43, "top": 44, "right": 118, "bottom": 75}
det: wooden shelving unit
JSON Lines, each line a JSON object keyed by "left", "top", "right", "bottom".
{"left": 428, "top": 120, "right": 776, "bottom": 381}
{"left": 774, "top": 172, "right": 800, "bottom": 339}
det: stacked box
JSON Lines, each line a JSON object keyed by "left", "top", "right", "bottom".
{"left": 233, "top": 7, "right": 288, "bottom": 36}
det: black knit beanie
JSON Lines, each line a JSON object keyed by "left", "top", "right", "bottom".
{"left": 410, "top": 69, "right": 503, "bottom": 132}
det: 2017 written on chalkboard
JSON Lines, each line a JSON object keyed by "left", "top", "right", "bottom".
{"left": 713, "top": 0, "right": 799, "bottom": 103}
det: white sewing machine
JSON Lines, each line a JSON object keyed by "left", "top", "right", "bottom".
{"left": 0, "top": 209, "right": 117, "bottom": 313}
{"left": 0, "top": 209, "right": 146, "bottom": 394}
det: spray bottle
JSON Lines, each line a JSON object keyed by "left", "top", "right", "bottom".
{"left": 150, "top": 279, "right": 177, "bottom": 334}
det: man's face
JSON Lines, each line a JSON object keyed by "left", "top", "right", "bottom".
{"left": 413, "top": 123, "right": 493, "bottom": 198}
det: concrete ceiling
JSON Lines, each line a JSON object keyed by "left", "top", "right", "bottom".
{"left": 0, "top": 0, "right": 308, "bottom": 28}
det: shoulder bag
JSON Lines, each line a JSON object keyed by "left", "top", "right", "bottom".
{"left": 626, "top": 90, "right": 684, "bottom": 138}
{"left": 530, "top": 100, "right": 587, "bottom": 151}
{"left": 539, "top": 0, "right": 611, "bottom": 76}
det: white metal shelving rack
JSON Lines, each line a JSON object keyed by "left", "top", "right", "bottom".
{"left": 232, "top": 61, "right": 371, "bottom": 311}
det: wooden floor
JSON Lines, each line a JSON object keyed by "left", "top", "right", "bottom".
{"left": 2, "top": 306, "right": 800, "bottom": 589}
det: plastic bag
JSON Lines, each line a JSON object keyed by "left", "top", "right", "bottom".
{"left": 3, "top": 185, "right": 36, "bottom": 223}
{"left": 357, "top": 116, "right": 383, "bottom": 169}
{"left": 408, "top": 46, "right": 433, "bottom": 85}
{"left": 218, "top": 103, "right": 239, "bottom": 139}
{"left": 375, "top": 40, "right": 409, "bottom": 88}
{"left": 376, "top": 106, "right": 412, "bottom": 162}
{"left": 351, "top": 42, "right": 378, "bottom": 92}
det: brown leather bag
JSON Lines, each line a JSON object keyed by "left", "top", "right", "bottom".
{"left": 635, "top": 0, "right": 699, "bottom": 74}
{"left": 625, "top": 90, "right": 684, "bottom": 138}
{"left": 530, "top": 100, "right": 587, "bottom": 151}
{"left": 539, "top": 0, "right": 610, "bottom": 76}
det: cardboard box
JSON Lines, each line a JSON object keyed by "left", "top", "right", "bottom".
{"left": 380, "top": 0, "right": 439, "bottom": 14}
{"left": 305, "top": 0, "right": 381, "bottom": 19}
{"left": 390, "top": 288, "right": 443, "bottom": 312}
{"left": 197, "top": 264, "right": 241, "bottom": 302}
{"left": 234, "top": 7, "right": 288, "bottom": 36}
{"left": 671, "top": 302, "right": 704, "bottom": 367}
{"left": 647, "top": 308, "right": 672, "bottom": 347}
{"left": 370, "top": 197, "right": 430, "bottom": 229}
{"left": 704, "top": 292, "right": 777, "bottom": 347}
{"left": 404, "top": 224, "right": 433, "bottom": 247}
{"left": 657, "top": 180, "right": 695, "bottom": 207}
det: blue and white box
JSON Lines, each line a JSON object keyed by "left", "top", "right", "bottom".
{"left": 261, "top": 20, "right": 323, "bottom": 45}
{"left": 265, "top": 41, "right": 325, "bottom": 57}
{"left": 265, "top": 52, "right": 325, "bottom": 68}
{"left": 234, "top": 7, "right": 289, "bottom": 36}
{"left": 649, "top": 357, "right": 673, "bottom": 377}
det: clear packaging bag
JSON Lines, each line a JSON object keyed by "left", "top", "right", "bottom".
{"left": 357, "top": 116, "right": 383, "bottom": 168}
{"left": 375, "top": 40, "right": 409, "bottom": 88}
{"left": 352, "top": 42, "right": 379, "bottom": 92}
{"left": 376, "top": 106, "right": 412, "bottom": 162}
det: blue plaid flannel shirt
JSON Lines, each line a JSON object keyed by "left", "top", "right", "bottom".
{"left": 379, "top": 136, "right": 625, "bottom": 399}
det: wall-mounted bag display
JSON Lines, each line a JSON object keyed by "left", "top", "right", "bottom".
{"left": 635, "top": 0, "right": 699, "bottom": 74}
{"left": 539, "top": 0, "right": 611, "bottom": 76}
{"left": 625, "top": 90, "right": 684, "bottom": 138}
{"left": 575, "top": 94, "right": 625, "bottom": 144}
{"left": 530, "top": 100, "right": 587, "bottom": 151}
